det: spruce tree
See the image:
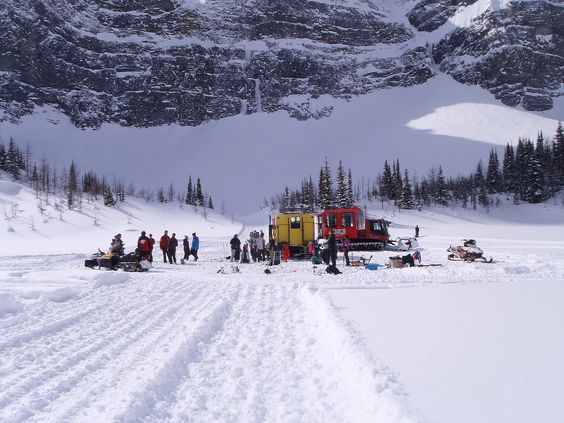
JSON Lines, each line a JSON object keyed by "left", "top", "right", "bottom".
{"left": 67, "top": 161, "right": 79, "bottom": 209}
{"left": 7, "top": 138, "right": 20, "bottom": 181}
{"left": 185, "top": 177, "right": 193, "bottom": 205}
{"left": 522, "top": 139, "right": 544, "bottom": 203}
{"left": 553, "top": 121, "right": 564, "bottom": 184}
{"left": 208, "top": 196, "right": 214, "bottom": 209}
{"left": 486, "top": 149, "right": 502, "bottom": 193}
{"left": 318, "top": 159, "right": 333, "bottom": 209}
{"left": 400, "top": 169, "right": 414, "bottom": 209}
{"left": 381, "top": 160, "right": 393, "bottom": 201}
{"left": 281, "top": 186, "right": 290, "bottom": 212}
{"left": 103, "top": 185, "right": 116, "bottom": 207}
{"left": 502, "top": 143, "right": 516, "bottom": 194}
{"left": 392, "top": 159, "right": 403, "bottom": 203}
{"left": 347, "top": 169, "right": 354, "bottom": 207}
{"left": 435, "top": 166, "right": 449, "bottom": 206}
{"left": 196, "top": 178, "right": 204, "bottom": 206}
{"left": 335, "top": 160, "right": 348, "bottom": 207}
{"left": 0, "top": 143, "right": 6, "bottom": 171}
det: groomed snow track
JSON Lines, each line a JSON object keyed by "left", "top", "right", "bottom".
{"left": 0, "top": 255, "right": 414, "bottom": 423}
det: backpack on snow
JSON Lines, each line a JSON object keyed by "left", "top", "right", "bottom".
{"left": 326, "top": 265, "right": 342, "bottom": 275}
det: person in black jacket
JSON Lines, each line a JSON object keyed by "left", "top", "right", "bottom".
{"left": 230, "top": 234, "right": 241, "bottom": 262}
{"left": 182, "top": 235, "right": 190, "bottom": 262}
{"left": 167, "top": 233, "right": 178, "bottom": 264}
{"left": 328, "top": 231, "right": 338, "bottom": 268}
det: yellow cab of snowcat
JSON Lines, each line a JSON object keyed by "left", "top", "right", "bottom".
{"left": 269, "top": 212, "right": 316, "bottom": 253}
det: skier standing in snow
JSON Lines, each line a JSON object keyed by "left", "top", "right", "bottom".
{"left": 182, "top": 235, "right": 190, "bottom": 263}
{"left": 415, "top": 225, "right": 420, "bottom": 238}
{"left": 230, "top": 234, "right": 241, "bottom": 262}
{"left": 190, "top": 232, "right": 199, "bottom": 261}
{"left": 160, "top": 230, "right": 170, "bottom": 263}
{"left": 167, "top": 233, "right": 178, "bottom": 264}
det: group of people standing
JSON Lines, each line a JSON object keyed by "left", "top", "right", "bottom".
{"left": 229, "top": 230, "right": 269, "bottom": 263}
{"left": 107, "top": 231, "right": 200, "bottom": 265}
{"left": 158, "top": 231, "right": 199, "bottom": 264}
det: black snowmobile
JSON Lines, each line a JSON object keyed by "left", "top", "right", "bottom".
{"left": 85, "top": 249, "right": 152, "bottom": 272}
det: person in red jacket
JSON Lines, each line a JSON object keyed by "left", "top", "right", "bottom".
{"left": 137, "top": 231, "right": 151, "bottom": 260}
{"left": 160, "top": 230, "right": 170, "bottom": 263}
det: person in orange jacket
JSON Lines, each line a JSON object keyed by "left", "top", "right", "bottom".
{"left": 283, "top": 243, "right": 290, "bottom": 262}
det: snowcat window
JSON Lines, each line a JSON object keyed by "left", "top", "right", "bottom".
{"left": 357, "top": 210, "right": 365, "bottom": 231}
{"left": 290, "top": 216, "right": 301, "bottom": 229}
{"left": 342, "top": 213, "right": 354, "bottom": 227}
{"left": 326, "top": 214, "right": 337, "bottom": 228}
{"left": 371, "top": 221, "right": 383, "bottom": 232}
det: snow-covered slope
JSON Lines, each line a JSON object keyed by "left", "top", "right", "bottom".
{"left": 0, "top": 180, "right": 241, "bottom": 255}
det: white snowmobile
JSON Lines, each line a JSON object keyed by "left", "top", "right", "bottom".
{"left": 447, "top": 239, "right": 493, "bottom": 263}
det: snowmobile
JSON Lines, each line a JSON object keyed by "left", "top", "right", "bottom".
{"left": 447, "top": 239, "right": 493, "bottom": 263}
{"left": 84, "top": 249, "right": 152, "bottom": 272}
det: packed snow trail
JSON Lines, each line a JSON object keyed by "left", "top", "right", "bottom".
{"left": 0, "top": 255, "right": 414, "bottom": 423}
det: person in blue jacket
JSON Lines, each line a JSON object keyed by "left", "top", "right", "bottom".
{"left": 190, "top": 232, "right": 199, "bottom": 261}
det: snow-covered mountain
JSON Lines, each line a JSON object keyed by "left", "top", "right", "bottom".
{"left": 0, "top": 0, "right": 562, "bottom": 128}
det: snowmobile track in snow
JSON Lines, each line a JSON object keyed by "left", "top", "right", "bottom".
{"left": 0, "top": 260, "right": 414, "bottom": 423}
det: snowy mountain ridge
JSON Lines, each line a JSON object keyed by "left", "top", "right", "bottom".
{"left": 0, "top": 0, "right": 562, "bottom": 127}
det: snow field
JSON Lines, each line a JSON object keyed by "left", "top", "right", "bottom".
{"left": 0, "top": 255, "right": 416, "bottom": 423}
{"left": 1, "top": 180, "right": 564, "bottom": 422}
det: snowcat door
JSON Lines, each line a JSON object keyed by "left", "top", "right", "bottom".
{"left": 288, "top": 216, "right": 303, "bottom": 247}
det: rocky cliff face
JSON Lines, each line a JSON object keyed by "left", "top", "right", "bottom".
{"left": 0, "top": 0, "right": 561, "bottom": 128}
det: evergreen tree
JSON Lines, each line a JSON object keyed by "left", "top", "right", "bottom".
{"left": 391, "top": 159, "right": 403, "bottom": 202}
{"left": 335, "top": 160, "right": 348, "bottom": 207}
{"left": 0, "top": 143, "right": 6, "bottom": 171}
{"left": 486, "top": 149, "right": 502, "bottom": 193}
{"left": 435, "top": 166, "right": 449, "bottom": 206}
{"left": 318, "top": 158, "right": 333, "bottom": 209}
{"left": 474, "top": 161, "right": 489, "bottom": 208}
{"left": 522, "top": 139, "right": 544, "bottom": 203}
{"left": 7, "top": 138, "right": 21, "bottom": 181}
{"left": 208, "top": 196, "right": 214, "bottom": 209}
{"left": 103, "top": 184, "right": 116, "bottom": 207}
{"left": 347, "top": 169, "right": 354, "bottom": 207}
{"left": 185, "top": 177, "right": 193, "bottom": 205}
{"left": 66, "top": 161, "right": 79, "bottom": 209}
{"left": 281, "top": 186, "right": 290, "bottom": 212}
{"left": 381, "top": 160, "right": 393, "bottom": 201}
{"left": 400, "top": 169, "right": 414, "bottom": 209}
{"left": 502, "top": 143, "right": 516, "bottom": 193}
{"left": 553, "top": 121, "right": 564, "bottom": 184}
{"left": 196, "top": 178, "right": 204, "bottom": 206}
